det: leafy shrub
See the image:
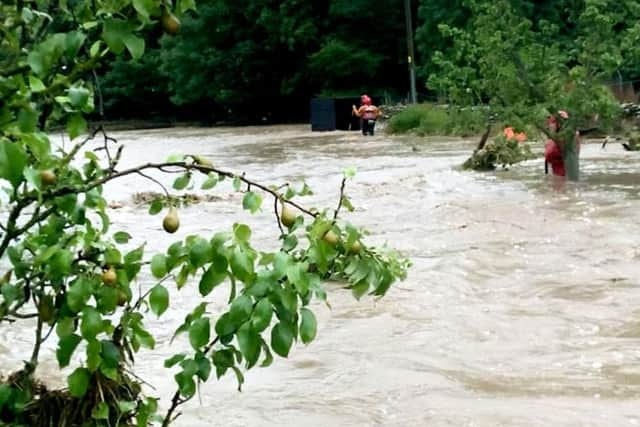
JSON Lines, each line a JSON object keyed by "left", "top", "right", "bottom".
{"left": 463, "top": 128, "right": 535, "bottom": 170}
{"left": 386, "top": 105, "right": 435, "bottom": 133}
{"left": 386, "top": 104, "right": 489, "bottom": 136}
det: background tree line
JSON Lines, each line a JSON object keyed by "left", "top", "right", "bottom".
{"left": 98, "top": 0, "right": 640, "bottom": 124}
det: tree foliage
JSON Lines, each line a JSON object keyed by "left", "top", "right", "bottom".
{"left": 41, "top": 0, "right": 640, "bottom": 124}
{"left": 423, "top": 0, "right": 640, "bottom": 178}
{"left": 417, "top": 0, "right": 640, "bottom": 86}
{"left": 159, "top": 1, "right": 321, "bottom": 108}
{"left": 99, "top": 48, "right": 171, "bottom": 120}
{"left": 97, "top": 0, "right": 410, "bottom": 121}
{"left": 0, "top": 1, "right": 409, "bottom": 425}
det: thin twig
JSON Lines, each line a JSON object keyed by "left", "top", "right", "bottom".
{"left": 202, "top": 336, "right": 221, "bottom": 355}
{"left": 131, "top": 275, "right": 172, "bottom": 311}
{"left": 14, "top": 206, "right": 57, "bottom": 236}
{"left": 0, "top": 203, "right": 26, "bottom": 258}
{"left": 130, "top": 287, "right": 154, "bottom": 312}
{"left": 59, "top": 126, "right": 103, "bottom": 169}
{"left": 29, "top": 314, "right": 43, "bottom": 366}
{"left": 101, "top": 127, "right": 113, "bottom": 165}
{"left": 163, "top": 336, "right": 221, "bottom": 426}
{"left": 123, "top": 367, "right": 156, "bottom": 391}
{"left": 7, "top": 311, "right": 38, "bottom": 319}
{"left": 157, "top": 167, "right": 184, "bottom": 174}
{"left": 274, "top": 197, "right": 284, "bottom": 235}
{"left": 136, "top": 171, "right": 170, "bottom": 198}
{"left": 162, "top": 391, "right": 184, "bottom": 427}
{"left": 41, "top": 320, "right": 57, "bottom": 342}
{"left": 333, "top": 176, "right": 347, "bottom": 220}
{"left": 109, "top": 144, "right": 124, "bottom": 172}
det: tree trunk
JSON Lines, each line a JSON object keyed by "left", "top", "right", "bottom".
{"left": 476, "top": 123, "right": 492, "bottom": 151}
{"left": 563, "top": 135, "right": 579, "bottom": 181}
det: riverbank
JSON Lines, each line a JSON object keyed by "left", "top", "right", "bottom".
{"left": 382, "top": 103, "right": 640, "bottom": 143}
{"left": 49, "top": 117, "right": 311, "bottom": 133}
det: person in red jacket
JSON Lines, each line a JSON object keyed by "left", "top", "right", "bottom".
{"left": 352, "top": 94, "right": 381, "bottom": 136}
{"left": 544, "top": 110, "right": 580, "bottom": 177}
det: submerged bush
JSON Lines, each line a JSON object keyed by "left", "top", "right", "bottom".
{"left": 463, "top": 128, "right": 536, "bottom": 170}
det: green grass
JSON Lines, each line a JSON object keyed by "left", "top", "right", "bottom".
{"left": 385, "top": 104, "right": 490, "bottom": 137}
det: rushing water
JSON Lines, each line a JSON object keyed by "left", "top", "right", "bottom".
{"left": 1, "top": 125, "right": 640, "bottom": 426}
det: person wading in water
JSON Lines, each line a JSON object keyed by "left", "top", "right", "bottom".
{"left": 352, "top": 94, "right": 381, "bottom": 136}
{"left": 544, "top": 110, "right": 581, "bottom": 180}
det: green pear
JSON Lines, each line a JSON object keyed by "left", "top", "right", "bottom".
{"left": 163, "top": 206, "right": 180, "bottom": 233}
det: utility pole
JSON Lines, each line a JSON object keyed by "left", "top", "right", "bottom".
{"left": 404, "top": 0, "right": 417, "bottom": 104}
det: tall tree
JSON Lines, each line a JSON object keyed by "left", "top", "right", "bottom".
{"left": 99, "top": 49, "right": 171, "bottom": 120}
{"left": 308, "top": 0, "right": 407, "bottom": 97}
{"left": 96, "top": 0, "right": 415, "bottom": 121}
{"left": 415, "top": 0, "right": 471, "bottom": 87}
{"left": 158, "top": 0, "right": 322, "bottom": 120}
{"left": 425, "top": 0, "right": 638, "bottom": 180}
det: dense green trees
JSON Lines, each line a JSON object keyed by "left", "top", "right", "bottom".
{"left": 95, "top": 0, "right": 640, "bottom": 124}
{"left": 419, "top": 0, "right": 640, "bottom": 98}
{"left": 160, "top": 2, "right": 319, "bottom": 110}
{"left": 99, "top": 0, "right": 410, "bottom": 122}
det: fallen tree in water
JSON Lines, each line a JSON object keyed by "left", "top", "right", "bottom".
{"left": 463, "top": 126, "right": 535, "bottom": 171}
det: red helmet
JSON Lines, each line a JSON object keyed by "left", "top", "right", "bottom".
{"left": 361, "top": 94, "right": 372, "bottom": 105}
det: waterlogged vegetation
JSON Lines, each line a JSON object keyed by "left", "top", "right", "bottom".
{"left": 385, "top": 105, "right": 537, "bottom": 170}
{"left": 392, "top": 1, "right": 640, "bottom": 175}
{"left": 462, "top": 127, "right": 536, "bottom": 171}
{"left": 0, "top": 1, "right": 409, "bottom": 425}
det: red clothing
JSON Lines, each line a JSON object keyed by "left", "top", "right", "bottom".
{"left": 544, "top": 139, "right": 565, "bottom": 176}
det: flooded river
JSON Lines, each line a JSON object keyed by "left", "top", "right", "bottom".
{"left": 2, "top": 125, "right": 640, "bottom": 426}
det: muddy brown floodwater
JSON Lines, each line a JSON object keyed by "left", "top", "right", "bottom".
{"left": 1, "top": 125, "right": 640, "bottom": 426}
